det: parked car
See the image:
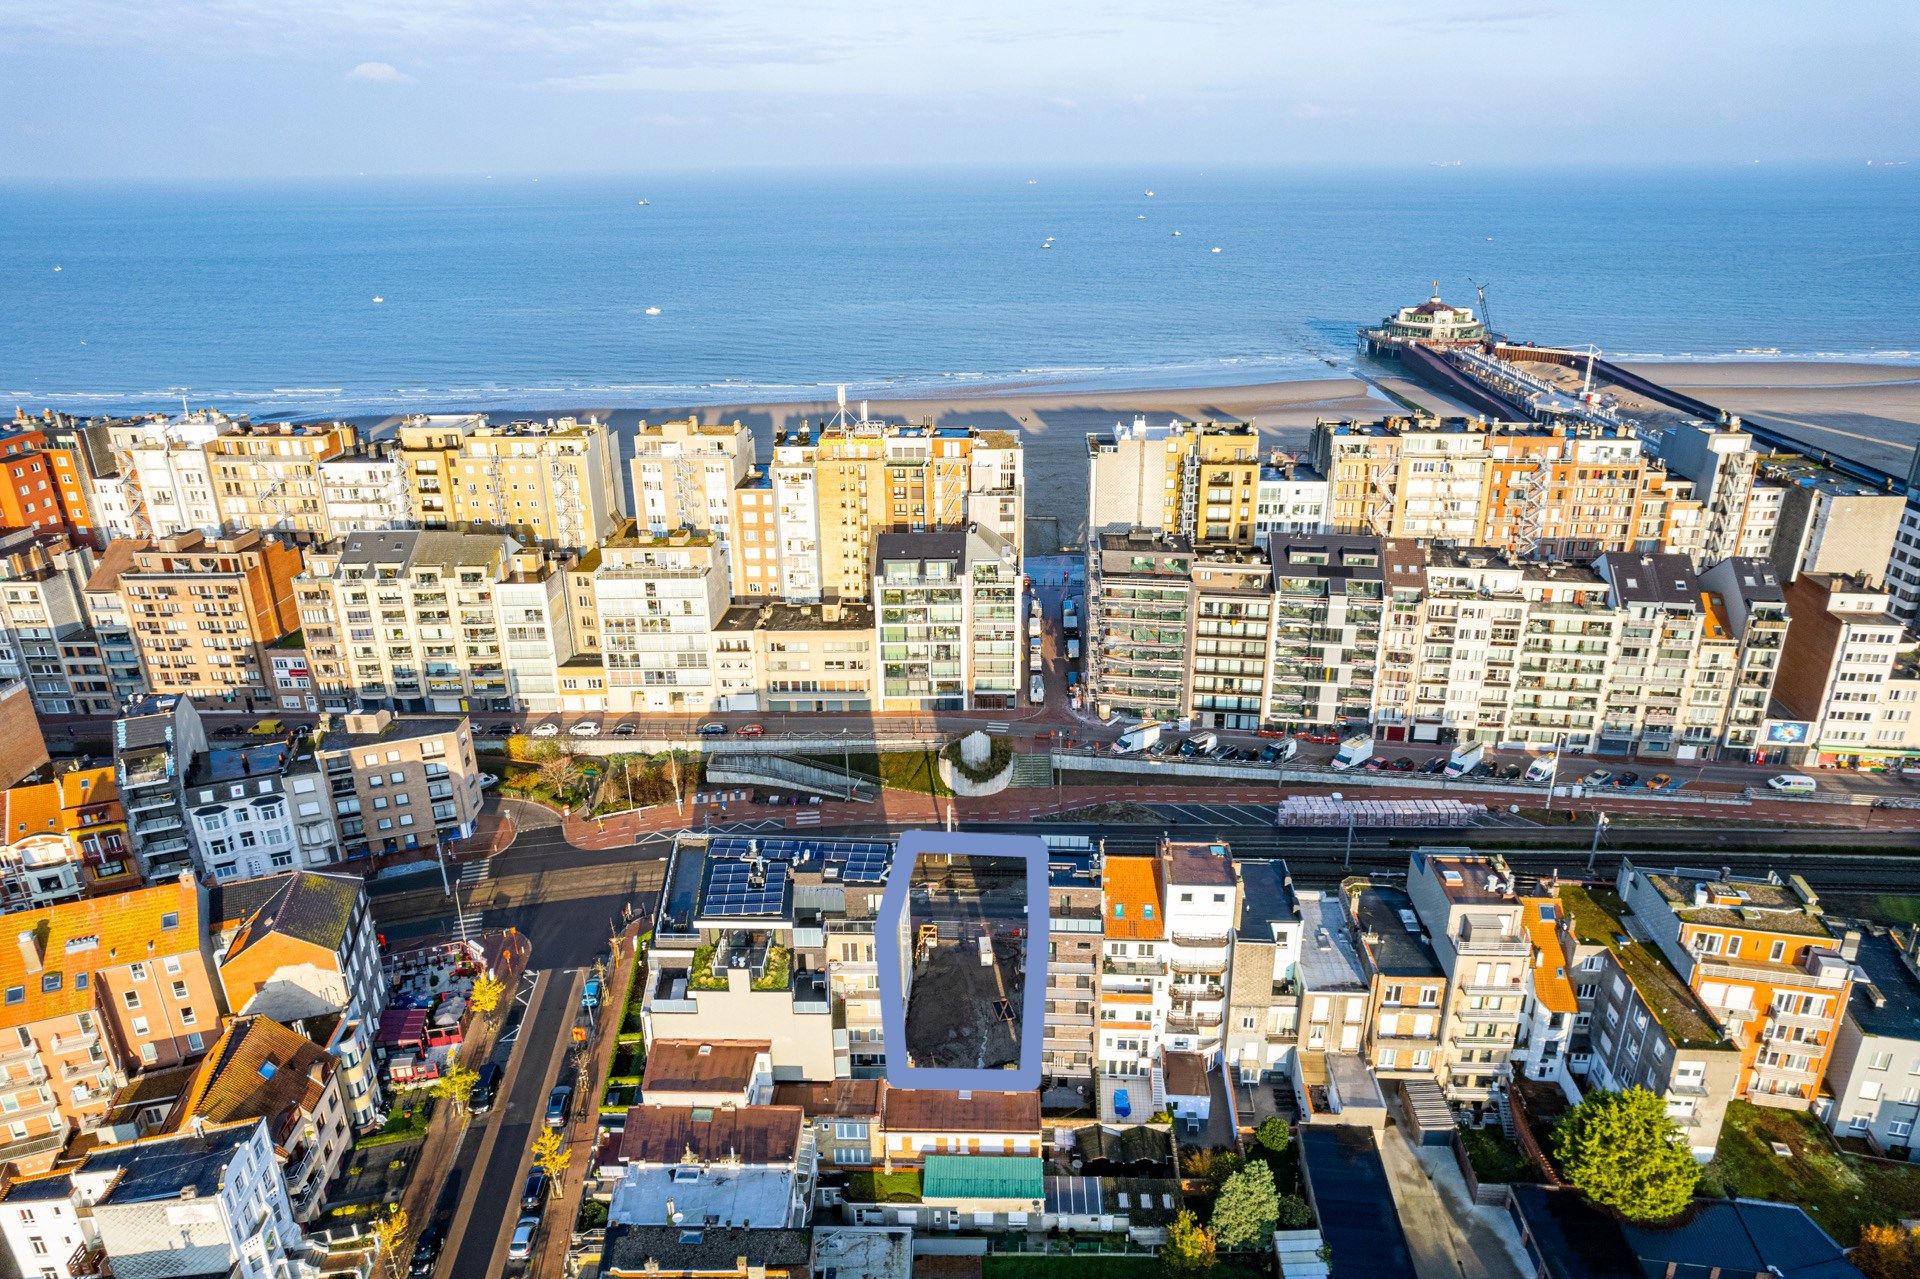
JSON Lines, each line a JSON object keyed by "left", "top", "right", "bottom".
{"left": 1649, "top": 773, "right": 1673, "bottom": 790}
{"left": 569, "top": 719, "right": 601, "bottom": 738}
{"left": 521, "top": 1170, "right": 548, "bottom": 1211}
{"left": 1467, "top": 762, "right": 1494, "bottom": 778}
{"left": 470, "top": 1063, "right": 501, "bottom": 1114}
{"left": 1259, "top": 744, "right": 1288, "bottom": 763}
{"left": 409, "top": 1225, "right": 445, "bottom": 1277}
{"left": 1177, "top": 738, "right": 1200, "bottom": 758}
{"left": 1300, "top": 729, "right": 1339, "bottom": 745}
{"left": 531, "top": 721, "right": 560, "bottom": 739}
{"left": 1613, "top": 771, "right": 1641, "bottom": 789}
{"left": 1499, "top": 762, "right": 1523, "bottom": 779}
{"left": 1361, "top": 757, "right": 1385, "bottom": 771}
{"left": 613, "top": 721, "right": 638, "bottom": 737}
{"left": 737, "top": 723, "right": 765, "bottom": 738}
{"left": 1418, "top": 757, "right": 1446, "bottom": 775}
{"left": 508, "top": 1217, "right": 539, "bottom": 1262}
{"left": 545, "top": 1085, "right": 572, "bottom": 1126}
{"left": 696, "top": 723, "right": 729, "bottom": 737}
{"left": 1388, "top": 756, "right": 1415, "bottom": 772}
{"left": 1581, "top": 769, "right": 1613, "bottom": 787}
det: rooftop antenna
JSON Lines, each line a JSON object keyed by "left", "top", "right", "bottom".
{"left": 830, "top": 384, "right": 853, "bottom": 429}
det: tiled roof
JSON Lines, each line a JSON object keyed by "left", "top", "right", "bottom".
{"left": 0, "top": 782, "right": 61, "bottom": 844}
{"left": 881, "top": 1088, "right": 1039, "bottom": 1135}
{"left": 56, "top": 767, "right": 119, "bottom": 820}
{"left": 641, "top": 1040, "right": 768, "bottom": 1098}
{"left": 175, "top": 1015, "right": 332, "bottom": 1141}
{"left": 222, "top": 871, "right": 362, "bottom": 958}
{"left": 1102, "top": 857, "right": 1164, "bottom": 941}
{"left": 0, "top": 874, "right": 201, "bottom": 1027}
{"left": 1521, "top": 897, "right": 1579, "bottom": 1016}
{"left": 769, "top": 1078, "right": 882, "bottom": 1119}
{"left": 82, "top": 1118, "right": 259, "bottom": 1203}
{"left": 615, "top": 1104, "right": 802, "bottom": 1166}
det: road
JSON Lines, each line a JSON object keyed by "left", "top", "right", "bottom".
{"left": 438, "top": 968, "right": 582, "bottom": 1279}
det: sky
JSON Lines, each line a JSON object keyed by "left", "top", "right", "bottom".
{"left": 2, "top": 0, "right": 1916, "bottom": 179}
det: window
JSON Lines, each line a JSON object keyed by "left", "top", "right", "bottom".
{"left": 160, "top": 912, "right": 179, "bottom": 930}
{"left": 122, "top": 990, "right": 141, "bottom": 1009}
{"left": 188, "top": 1031, "right": 204, "bottom": 1052}
{"left": 1770, "top": 940, "right": 1787, "bottom": 963}
{"left": 131, "top": 1017, "right": 149, "bottom": 1036}
{"left": 130, "top": 962, "right": 147, "bottom": 981}
{"left": 1862, "top": 1081, "right": 1884, "bottom": 1102}
{"left": 1112, "top": 905, "right": 1124, "bottom": 919}
{"left": 171, "top": 981, "right": 189, "bottom": 999}
{"left": 1873, "top": 1051, "right": 1894, "bottom": 1071}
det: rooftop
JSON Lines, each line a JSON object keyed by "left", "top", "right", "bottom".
{"left": 882, "top": 1088, "right": 1039, "bottom": 1135}
{"left": 608, "top": 1162, "right": 796, "bottom": 1230}
{"left": 1162, "top": 840, "right": 1235, "bottom": 888}
{"left": 221, "top": 871, "right": 363, "bottom": 957}
{"left": 1507, "top": 1184, "right": 1862, "bottom": 1279}
{"left": 1235, "top": 859, "right": 1299, "bottom": 938}
{"left": 1644, "top": 870, "right": 1830, "bottom": 937}
{"left": 921, "top": 1155, "right": 1044, "bottom": 1202}
{"left": 810, "top": 1227, "right": 913, "bottom": 1279}
{"left": 615, "top": 1104, "right": 802, "bottom": 1166}
{"left": 175, "top": 1015, "right": 333, "bottom": 1138}
{"left": 1599, "top": 552, "right": 1701, "bottom": 609}
{"left": 769, "top": 1078, "right": 882, "bottom": 1119}
{"left": 1297, "top": 890, "right": 1369, "bottom": 992}
{"left": 1161, "top": 1050, "right": 1209, "bottom": 1100}
{"left": 1520, "top": 897, "right": 1579, "bottom": 1016}
{"left": 1348, "top": 885, "right": 1443, "bottom": 979}
{"left": 1102, "top": 856, "right": 1164, "bottom": 941}
{"left": 0, "top": 874, "right": 202, "bottom": 1026}
{"left": 1846, "top": 929, "right": 1920, "bottom": 1041}
{"left": 1560, "top": 885, "right": 1726, "bottom": 1050}
{"left": 600, "top": 1225, "right": 811, "bottom": 1277}
{"left": 641, "top": 1040, "right": 769, "bottom": 1098}
{"left": 81, "top": 1118, "right": 259, "bottom": 1204}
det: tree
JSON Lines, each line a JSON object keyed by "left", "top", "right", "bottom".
{"left": 1210, "top": 1160, "right": 1281, "bottom": 1250}
{"left": 537, "top": 753, "right": 583, "bottom": 800}
{"left": 370, "top": 1206, "right": 410, "bottom": 1279}
{"left": 1256, "top": 1115, "right": 1293, "bottom": 1155}
{"left": 1182, "top": 1148, "right": 1242, "bottom": 1194}
{"left": 1552, "top": 1086, "right": 1700, "bottom": 1223}
{"left": 432, "top": 1051, "right": 478, "bottom": 1113}
{"left": 468, "top": 973, "right": 506, "bottom": 1019}
{"left": 1854, "top": 1223, "right": 1920, "bottom": 1279}
{"left": 1160, "top": 1209, "right": 1218, "bottom": 1273}
{"left": 1275, "top": 1193, "right": 1312, "bottom": 1230}
{"left": 532, "top": 1126, "right": 570, "bottom": 1188}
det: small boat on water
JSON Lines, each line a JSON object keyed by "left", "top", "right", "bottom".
{"left": 371, "top": 295, "right": 384, "bottom": 303}
{"left": 1211, "top": 247, "right": 1222, "bottom": 253}
{"left": 52, "top": 265, "right": 62, "bottom": 272}
{"left": 636, "top": 199, "right": 650, "bottom": 206}
{"left": 645, "top": 306, "right": 662, "bottom": 316}
{"left": 1136, "top": 215, "right": 1146, "bottom": 220}
{"left": 1145, "top": 190, "right": 1155, "bottom": 196}
{"left": 1171, "top": 230, "right": 1181, "bottom": 237}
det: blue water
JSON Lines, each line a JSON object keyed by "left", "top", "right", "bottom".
{"left": 3, "top": 165, "right": 1917, "bottom": 418}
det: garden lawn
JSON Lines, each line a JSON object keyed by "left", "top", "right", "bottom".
{"left": 1706, "top": 1101, "right": 1920, "bottom": 1245}
{"left": 1459, "top": 1125, "right": 1535, "bottom": 1185}
{"left": 354, "top": 1099, "right": 434, "bottom": 1148}
{"left": 846, "top": 1170, "right": 923, "bottom": 1203}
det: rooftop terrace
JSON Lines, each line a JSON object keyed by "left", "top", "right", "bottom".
{"left": 1561, "top": 885, "right": 1726, "bottom": 1051}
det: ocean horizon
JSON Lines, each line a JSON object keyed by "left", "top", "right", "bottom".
{"left": 4, "top": 163, "right": 1917, "bottom": 419}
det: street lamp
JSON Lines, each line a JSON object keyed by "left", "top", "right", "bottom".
{"left": 1586, "top": 811, "right": 1610, "bottom": 873}
{"left": 1331, "top": 791, "right": 1353, "bottom": 868}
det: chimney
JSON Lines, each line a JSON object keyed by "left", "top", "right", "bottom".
{"left": 1841, "top": 930, "right": 1862, "bottom": 962}
{"left": 16, "top": 930, "right": 44, "bottom": 975}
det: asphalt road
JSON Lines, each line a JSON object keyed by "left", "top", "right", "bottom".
{"left": 441, "top": 968, "right": 581, "bottom": 1279}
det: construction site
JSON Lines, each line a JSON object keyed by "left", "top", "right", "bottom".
{"left": 902, "top": 853, "right": 1030, "bottom": 1072}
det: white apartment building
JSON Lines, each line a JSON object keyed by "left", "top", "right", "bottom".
{"left": 873, "top": 526, "right": 1024, "bottom": 712}
{"left": 772, "top": 434, "right": 824, "bottom": 602}
{"left": 1776, "top": 572, "right": 1913, "bottom": 766}
{"left": 1406, "top": 546, "right": 1527, "bottom": 745}
{"left": 590, "top": 529, "right": 730, "bottom": 713}
{"left": 629, "top": 418, "right": 754, "bottom": 537}
{"left": 1098, "top": 855, "right": 1168, "bottom": 1080}
{"left": 1253, "top": 457, "right": 1330, "bottom": 537}
{"left": 0, "top": 529, "right": 118, "bottom": 718}
{"left": 111, "top": 412, "right": 228, "bottom": 539}
{"left": 316, "top": 450, "right": 412, "bottom": 535}
{"left": 183, "top": 737, "right": 339, "bottom": 883}
{"left": 1161, "top": 842, "right": 1236, "bottom": 1060}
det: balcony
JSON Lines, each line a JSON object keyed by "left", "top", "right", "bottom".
{"left": 1167, "top": 1012, "right": 1225, "bottom": 1032}
{"left": 1103, "top": 958, "right": 1165, "bottom": 977}
{"left": 1171, "top": 933, "right": 1230, "bottom": 949}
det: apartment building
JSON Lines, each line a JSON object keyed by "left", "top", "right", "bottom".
{"left": 1592, "top": 553, "right": 1733, "bottom": 759}
{"left": 79, "top": 542, "right": 150, "bottom": 709}
{"left": 1293, "top": 890, "right": 1372, "bottom": 1070}
{"left": 0, "top": 530, "right": 117, "bottom": 718}
{"left": 1658, "top": 421, "right": 1779, "bottom": 564}
{"left": 1043, "top": 848, "right": 1102, "bottom": 1089}
{"left": 881, "top": 1089, "right": 1042, "bottom": 1165}
{"left": 1699, "top": 558, "right": 1789, "bottom": 762}
{"left": 1620, "top": 863, "right": 1854, "bottom": 1111}
{"left": 1225, "top": 860, "right": 1302, "bottom": 1085}
{"left": 0, "top": 424, "right": 75, "bottom": 538}
{"left": 0, "top": 683, "right": 49, "bottom": 790}
{"left": 1266, "top": 535, "right": 1392, "bottom": 733}
{"left": 1511, "top": 896, "right": 1579, "bottom": 1085}
{"left": 309, "top": 711, "right": 483, "bottom": 863}
{"left": 1822, "top": 928, "right": 1920, "bottom": 1153}
{"left": 645, "top": 837, "right": 837, "bottom": 1082}
{"left": 628, "top": 418, "right": 755, "bottom": 537}
{"left": 394, "top": 414, "right": 620, "bottom": 552}
{"left": 0, "top": 873, "right": 224, "bottom": 1174}
{"left": 1098, "top": 855, "right": 1166, "bottom": 1080}
{"left": 1346, "top": 883, "right": 1447, "bottom": 1087}
{"left": 1406, "top": 852, "right": 1530, "bottom": 1104}
{"left": 711, "top": 602, "right": 879, "bottom": 714}
{"left": 1762, "top": 454, "right": 1906, "bottom": 587}
{"left": 1084, "top": 418, "right": 1260, "bottom": 544}
{"left": 298, "top": 528, "right": 572, "bottom": 713}
{"left": 1774, "top": 573, "right": 1910, "bottom": 767}
{"left": 588, "top": 527, "right": 729, "bottom": 713}
{"left": 639, "top": 1040, "right": 775, "bottom": 1108}
{"left": 97, "top": 530, "right": 304, "bottom": 713}
{"left": 1398, "top": 543, "right": 1520, "bottom": 745}
{"left": 0, "top": 767, "right": 132, "bottom": 907}
{"left": 1160, "top": 842, "right": 1235, "bottom": 1059}
{"left": 1187, "top": 544, "right": 1273, "bottom": 731}
{"left": 1087, "top": 531, "right": 1193, "bottom": 723}
{"left": 113, "top": 696, "right": 209, "bottom": 880}
{"left": 204, "top": 421, "right": 357, "bottom": 539}
{"left": 23, "top": 409, "right": 121, "bottom": 547}
{"left": 1558, "top": 882, "right": 1741, "bottom": 1157}
{"left": 111, "top": 410, "right": 230, "bottom": 539}
{"left": 72, "top": 1118, "right": 305, "bottom": 1279}
{"left": 212, "top": 870, "right": 387, "bottom": 1129}
{"left": 1505, "top": 561, "right": 1619, "bottom": 755}
{"left": 0, "top": 1172, "right": 100, "bottom": 1279}
{"left": 171, "top": 1014, "right": 352, "bottom": 1221}
{"left": 1254, "top": 455, "right": 1330, "bottom": 537}
{"left": 873, "top": 526, "right": 1022, "bottom": 711}
{"left": 316, "top": 447, "right": 413, "bottom": 535}
{"left": 181, "top": 735, "right": 338, "bottom": 882}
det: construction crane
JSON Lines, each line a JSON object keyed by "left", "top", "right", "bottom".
{"left": 1468, "top": 278, "right": 1497, "bottom": 344}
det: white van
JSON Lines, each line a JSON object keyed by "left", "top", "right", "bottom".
{"left": 1766, "top": 774, "right": 1817, "bottom": 794}
{"left": 1030, "top": 674, "right": 1046, "bottom": 704}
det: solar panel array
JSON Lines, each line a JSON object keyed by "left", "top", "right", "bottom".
{"left": 705, "top": 836, "right": 893, "bottom": 884}
{"left": 700, "top": 858, "right": 791, "bottom": 917}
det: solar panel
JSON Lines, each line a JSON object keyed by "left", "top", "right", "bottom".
{"left": 699, "top": 857, "right": 792, "bottom": 917}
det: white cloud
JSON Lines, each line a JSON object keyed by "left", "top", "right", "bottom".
{"left": 346, "top": 60, "right": 411, "bottom": 83}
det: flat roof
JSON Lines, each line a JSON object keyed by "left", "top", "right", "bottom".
{"left": 1298, "top": 1126, "right": 1418, "bottom": 1279}
{"left": 1561, "top": 886, "right": 1726, "bottom": 1050}
{"left": 1298, "top": 891, "right": 1369, "bottom": 992}
{"left": 1848, "top": 929, "right": 1920, "bottom": 1041}
{"left": 1349, "top": 885, "right": 1443, "bottom": 979}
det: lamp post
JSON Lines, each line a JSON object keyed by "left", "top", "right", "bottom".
{"left": 1586, "top": 811, "right": 1610, "bottom": 873}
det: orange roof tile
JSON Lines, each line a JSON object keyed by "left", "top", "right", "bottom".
{"left": 175, "top": 1014, "right": 332, "bottom": 1141}
{"left": 1102, "top": 857, "right": 1164, "bottom": 940}
{"left": 1521, "top": 897, "right": 1579, "bottom": 1016}
{"left": 56, "top": 767, "right": 118, "bottom": 820}
{"left": 0, "top": 875, "right": 202, "bottom": 1027}
{"left": 0, "top": 782, "right": 62, "bottom": 845}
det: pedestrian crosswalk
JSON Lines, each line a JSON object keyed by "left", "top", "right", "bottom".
{"left": 456, "top": 859, "right": 488, "bottom": 887}
{"left": 452, "top": 858, "right": 488, "bottom": 941}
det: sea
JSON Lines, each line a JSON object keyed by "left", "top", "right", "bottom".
{"left": 3, "top": 164, "right": 1918, "bottom": 421}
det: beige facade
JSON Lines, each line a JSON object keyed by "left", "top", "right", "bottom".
{"left": 396, "top": 414, "right": 620, "bottom": 552}
{"left": 205, "top": 422, "right": 357, "bottom": 539}
{"left": 629, "top": 418, "right": 754, "bottom": 536}
{"left": 310, "top": 711, "right": 484, "bottom": 862}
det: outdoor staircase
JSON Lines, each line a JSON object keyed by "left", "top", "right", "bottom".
{"left": 1148, "top": 1059, "right": 1168, "bottom": 1111}
{"left": 1009, "top": 753, "right": 1054, "bottom": 787}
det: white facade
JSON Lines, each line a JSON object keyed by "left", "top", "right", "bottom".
{"left": 1161, "top": 849, "right": 1235, "bottom": 1059}
{"left": 0, "top": 1179, "right": 98, "bottom": 1279}
{"left": 1254, "top": 466, "right": 1330, "bottom": 537}
{"left": 317, "top": 454, "right": 411, "bottom": 536}
{"left": 119, "top": 415, "right": 227, "bottom": 539}
{"left": 772, "top": 441, "right": 822, "bottom": 602}
{"left": 592, "top": 535, "right": 730, "bottom": 713}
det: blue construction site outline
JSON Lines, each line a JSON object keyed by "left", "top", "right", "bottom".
{"left": 876, "top": 830, "right": 1048, "bottom": 1093}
